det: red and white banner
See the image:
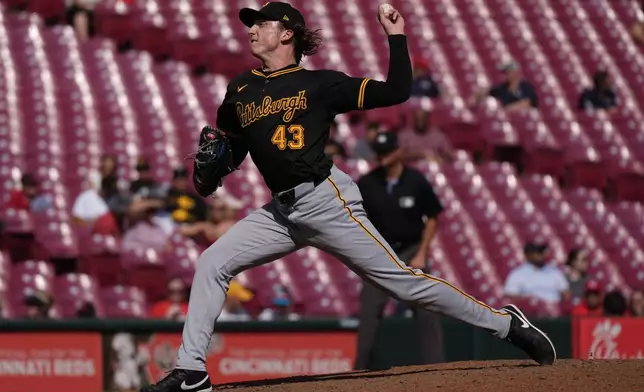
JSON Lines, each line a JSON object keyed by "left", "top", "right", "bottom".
{"left": 573, "top": 317, "right": 644, "bottom": 359}
{"left": 146, "top": 332, "right": 356, "bottom": 384}
{"left": 0, "top": 333, "right": 103, "bottom": 392}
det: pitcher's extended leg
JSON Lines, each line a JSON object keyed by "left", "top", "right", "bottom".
{"left": 176, "top": 204, "right": 298, "bottom": 371}
{"left": 299, "top": 168, "right": 512, "bottom": 338}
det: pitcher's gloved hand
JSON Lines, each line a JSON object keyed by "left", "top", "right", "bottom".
{"left": 188, "top": 125, "right": 235, "bottom": 198}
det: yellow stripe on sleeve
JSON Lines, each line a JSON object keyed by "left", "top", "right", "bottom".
{"left": 357, "top": 78, "right": 371, "bottom": 109}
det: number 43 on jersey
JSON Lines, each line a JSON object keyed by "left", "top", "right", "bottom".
{"left": 271, "top": 124, "right": 304, "bottom": 150}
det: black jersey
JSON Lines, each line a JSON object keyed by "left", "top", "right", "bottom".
{"left": 215, "top": 35, "right": 413, "bottom": 193}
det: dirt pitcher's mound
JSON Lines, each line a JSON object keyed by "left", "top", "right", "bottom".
{"left": 217, "top": 359, "right": 644, "bottom": 392}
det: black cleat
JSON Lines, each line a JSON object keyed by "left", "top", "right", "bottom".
{"left": 502, "top": 304, "right": 557, "bottom": 365}
{"left": 141, "top": 369, "right": 212, "bottom": 392}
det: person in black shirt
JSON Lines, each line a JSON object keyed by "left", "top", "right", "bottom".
{"left": 145, "top": 3, "right": 555, "bottom": 391}
{"left": 129, "top": 158, "right": 161, "bottom": 197}
{"left": 578, "top": 70, "right": 617, "bottom": 111}
{"left": 165, "top": 167, "right": 208, "bottom": 224}
{"left": 354, "top": 131, "right": 445, "bottom": 369}
{"left": 473, "top": 60, "right": 538, "bottom": 111}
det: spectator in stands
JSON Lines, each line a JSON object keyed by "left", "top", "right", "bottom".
{"left": 165, "top": 167, "right": 208, "bottom": 224}
{"left": 565, "top": 249, "right": 591, "bottom": 304}
{"left": 352, "top": 122, "right": 380, "bottom": 161}
{"left": 100, "top": 155, "right": 118, "bottom": 183}
{"left": 258, "top": 285, "right": 301, "bottom": 321}
{"left": 472, "top": 60, "right": 538, "bottom": 111}
{"left": 66, "top": 0, "right": 98, "bottom": 42}
{"left": 398, "top": 108, "right": 453, "bottom": 163}
{"left": 100, "top": 155, "right": 123, "bottom": 200}
{"left": 629, "top": 289, "right": 644, "bottom": 317}
{"left": 129, "top": 158, "right": 161, "bottom": 198}
{"left": 24, "top": 291, "right": 52, "bottom": 320}
{"left": 6, "top": 174, "right": 51, "bottom": 212}
{"left": 410, "top": 57, "right": 440, "bottom": 98}
{"left": 603, "top": 290, "right": 628, "bottom": 316}
{"left": 122, "top": 189, "right": 175, "bottom": 251}
{"left": 177, "top": 195, "right": 241, "bottom": 244}
{"left": 72, "top": 170, "right": 119, "bottom": 234}
{"left": 149, "top": 277, "right": 189, "bottom": 320}
{"left": 218, "top": 280, "right": 253, "bottom": 321}
{"left": 504, "top": 243, "right": 571, "bottom": 304}
{"left": 324, "top": 139, "right": 348, "bottom": 164}
{"left": 578, "top": 70, "right": 617, "bottom": 112}
{"left": 571, "top": 280, "right": 604, "bottom": 316}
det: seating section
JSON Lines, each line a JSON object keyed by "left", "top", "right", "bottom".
{"left": 0, "top": 0, "right": 643, "bottom": 318}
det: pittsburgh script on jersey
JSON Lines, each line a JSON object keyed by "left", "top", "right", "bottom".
{"left": 236, "top": 91, "right": 307, "bottom": 128}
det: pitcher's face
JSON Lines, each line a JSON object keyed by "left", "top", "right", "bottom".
{"left": 248, "top": 20, "right": 285, "bottom": 58}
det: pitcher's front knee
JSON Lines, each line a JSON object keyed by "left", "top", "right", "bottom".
{"left": 194, "top": 245, "right": 237, "bottom": 285}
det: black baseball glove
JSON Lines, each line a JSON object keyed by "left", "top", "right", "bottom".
{"left": 188, "top": 126, "right": 236, "bottom": 198}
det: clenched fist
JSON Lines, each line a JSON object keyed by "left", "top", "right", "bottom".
{"left": 377, "top": 4, "right": 405, "bottom": 35}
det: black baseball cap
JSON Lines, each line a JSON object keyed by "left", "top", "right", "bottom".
{"left": 239, "top": 2, "right": 306, "bottom": 28}
{"left": 372, "top": 131, "right": 399, "bottom": 156}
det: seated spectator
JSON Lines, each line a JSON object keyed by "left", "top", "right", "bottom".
{"left": 504, "top": 243, "right": 571, "bottom": 304}
{"left": 398, "top": 108, "right": 453, "bottom": 163}
{"left": 578, "top": 70, "right": 617, "bottom": 112}
{"left": 6, "top": 174, "right": 51, "bottom": 212}
{"left": 629, "top": 289, "right": 644, "bottom": 317}
{"left": 100, "top": 154, "right": 118, "bottom": 183}
{"left": 352, "top": 122, "right": 381, "bottom": 162}
{"left": 99, "top": 154, "right": 127, "bottom": 201}
{"left": 72, "top": 170, "right": 119, "bottom": 234}
{"left": 24, "top": 291, "right": 52, "bottom": 320}
{"left": 564, "top": 249, "right": 590, "bottom": 304}
{"left": 165, "top": 167, "right": 208, "bottom": 224}
{"left": 66, "top": 0, "right": 98, "bottom": 42}
{"left": 129, "top": 158, "right": 161, "bottom": 198}
{"left": 218, "top": 280, "right": 253, "bottom": 321}
{"left": 149, "top": 277, "right": 189, "bottom": 320}
{"left": 410, "top": 57, "right": 440, "bottom": 98}
{"left": 571, "top": 280, "right": 604, "bottom": 316}
{"left": 258, "top": 285, "right": 301, "bottom": 321}
{"left": 99, "top": 157, "right": 131, "bottom": 231}
{"left": 603, "top": 290, "right": 628, "bottom": 316}
{"left": 122, "top": 189, "right": 175, "bottom": 251}
{"left": 177, "top": 195, "right": 241, "bottom": 244}
{"left": 324, "top": 139, "right": 348, "bottom": 165}
{"left": 472, "top": 60, "right": 538, "bottom": 111}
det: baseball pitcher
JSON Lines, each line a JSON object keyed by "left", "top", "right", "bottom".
{"left": 142, "top": 3, "right": 556, "bottom": 392}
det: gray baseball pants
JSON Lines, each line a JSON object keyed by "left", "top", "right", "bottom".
{"left": 176, "top": 165, "right": 511, "bottom": 371}
{"left": 354, "top": 243, "right": 445, "bottom": 370}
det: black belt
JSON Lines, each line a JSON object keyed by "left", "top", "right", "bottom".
{"left": 275, "top": 177, "right": 327, "bottom": 205}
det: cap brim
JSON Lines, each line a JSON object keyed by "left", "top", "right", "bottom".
{"left": 239, "top": 8, "right": 275, "bottom": 28}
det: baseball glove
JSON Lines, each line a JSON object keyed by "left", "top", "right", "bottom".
{"left": 188, "top": 125, "right": 236, "bottom": 198}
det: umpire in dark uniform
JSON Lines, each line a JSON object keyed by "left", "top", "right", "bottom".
{"left": 354, "top": 131, "right": 445, "bottom": 370}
